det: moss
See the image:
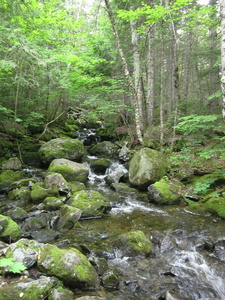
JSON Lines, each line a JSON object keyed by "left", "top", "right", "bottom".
{"left": 31, "top": 183, "right": 58, "bottom": 203}
{"left": 0, "top": 170, "right": 23, "bottom": 186}
{"left": 37, "top": 244, "right": 99, "bottom": 289}
{"left": 204, "top": 197, "right": 225, "bottom": 219}
{"left": 43, "top": 197, "right": 64, "bottom": 210}
{"left": 67, "top": 190, "right": 111, "bottom": 217}
{"left": 0, "top": 214, "right": 21, "bottom": 241}
{"left": 8, "top": 186, "right": 31, "bottom": 202}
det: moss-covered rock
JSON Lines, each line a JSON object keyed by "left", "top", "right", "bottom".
{"left": 30, "top": 182, "right": 58, "bottom": 203}
{"left": 89, "top": 141, "right": 119, "bottom": 158}
{"left": 0, "top": 214, "right": 21, "bottom": 242}
{"left": 90, "top": 158, "right": 111, "bottom": 174}
{"left": 48, "top": 159, "right": 89, "bottom": 183}
{"left": 101, "top": 269, "right": 120, "bottom": 290}
{"left": 8, "top": 186, "right": 31, "bottom": 205}
{"left": 57, "top": 206, "right": 82, "bottom": 232}
{"left": 204, "top": 197, "right": 225, "bottom": 219}
{"left": 44, "top": 173, "right": 71, "bottom": 195}
{"left": 128, "top": 148, "right": 169, "bottom": 190}
{"left": 113, "top": 230, "right": 153, "bottom": 257}
{"left": 37, "top": 244, "right": 100, "bottom": 289}
{"left": 1, "top": 157, "right": 22, "bottom": 170}
{"left": 38, "top": 137, "right": 85, "bottom": 165}
{"left": 0, "top": 170, "right": 23, "bottom": 192}
{"left": 0, "top": 276, "right": 61, "bottom": 300}
{"left": 147, "top": 177, "right": 183, "bottom": 205}
{"left": 48, "top": 287, "right": 75, "bottom": 300}
{"left": 43, "top": 197, "right": 64, "bottom": 210}
{"left": 67, "top": 190, "right": 111, "bottom": 217}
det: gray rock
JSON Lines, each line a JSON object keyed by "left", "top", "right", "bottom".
{"left": 1, "top": 157, "right": 22, "bottom": 171}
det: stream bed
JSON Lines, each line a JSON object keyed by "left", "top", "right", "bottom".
{"left": 55, "top": 160, "right": 225, "bottom": 300}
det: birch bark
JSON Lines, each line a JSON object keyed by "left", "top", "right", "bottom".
{"left": 220, "top": 0, "right": 225, "bottom": 118}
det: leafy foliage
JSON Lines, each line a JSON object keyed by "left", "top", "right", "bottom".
{"left": 0, "top": 257, "right": 27, "bottom": 274}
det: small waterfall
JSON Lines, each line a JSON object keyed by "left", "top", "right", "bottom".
{"left": 170, "top": 248, "right": 225, "bottom": 299}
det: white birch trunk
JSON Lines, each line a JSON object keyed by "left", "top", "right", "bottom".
{"left": 104, "top": 0, "right": 143, "bottom": 143}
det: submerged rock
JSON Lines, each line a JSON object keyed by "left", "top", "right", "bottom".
{"left": 38, "top": 137, "right": 85, "bottom": 165}
{"left": 128, "top": 148, "right": 169, "bottom": 190}
{"left": 113, "top": 230, "right": 153, "bottom": 257}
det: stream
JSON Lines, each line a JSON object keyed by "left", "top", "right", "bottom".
{"left": 55, "top": 156, "right": 225, "bottom": 300}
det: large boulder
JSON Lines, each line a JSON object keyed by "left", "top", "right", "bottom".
{"left": 0, "top": 214, "right": 21, "bottom": 242}
{"left": 128, "top": 148, "right": 169, "bottom": 190}
{"left": 67, "top": 190, "right": 111, "bottom": 217}
{"left": 113, "top": 230, "right": 153, "bottom": 257}
{"left": 48, "top": 159, "right": 89, "bottom": 183}
{"left": 38, "top": 137, "right": 85, "bottom": 165}
{"left": 147, "top": 177, "right": 183, "bottom": 205}
{"left": 37, "top": 244, "right": 100, "bottom": 289}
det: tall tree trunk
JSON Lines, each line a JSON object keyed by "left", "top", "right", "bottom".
{"left": 104, "top": 0, "right": 143, "bottom": 144}
{"left": 220, "top": 0, "right": 225, "bottom": 118}
{"left": 130, "top": 8, "right": 144, "bottom": 130}
{"left": 146, "top": 26, "right": 155, "bottom": 126}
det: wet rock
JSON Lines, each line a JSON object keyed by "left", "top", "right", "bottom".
{"left": 37, "top": 244, "right": 100, "bottom": 289}
{"left": 38, "top": 137, "right": 85, "bottom": 165}
{"left": 0, "top": 214, "right": 21, "bottom": 242}
{"left": 113, "top": 230, "right": 153, "bottom": 257}
{"left": 128, "top": 148, "right": 169, "bottom": 190}
{"left": 48, "top": 288, "right": 75, "bottom": 300}
{"left": 43, "top": 197, "right": 64, "bottom": 211}
{"left": 1, "top": 157, "right": 22, "bottom": 171}
{"left": 118, "top": 144, "right": 130, "bottom": 162}
{"left": 48, "top": 158, "right": 89, "bottom": 183}
{"left": 89, "top": 256, "right": 108, "bottom": 276}
{"left": 0, "top": 275, "right": 60, "bottom": 300}
{"left": 101, "top": 269, "right": 120, "bottom": 290}
{"left": 106, "top": 168, "right": 127, "bottom": 185}
{"left": 90, "top": 158, "right": 110, "bottom": 174}
{"left": 22, "top": 211, "right": 53, "bottom": 231}
{"left": 31, "top": 229, "right": 59, "bottom": 243}
{"left": 111, "top": 182, "right": 137, "bottom": 194}
{"left": 0, "top": 170, "right": 23, "bottom": 192}
{"left": 5, "top": 207, "right": 28, "bottom": 222}
{"left": 31, "top": 182, "right": 58, "bottom": 203}
{"left": 8, "top": 186, "right": 31, "bottom": 205}
{"left": 57, "top": 206, "right": 82, "bottom": 232}
{"left": 148, "top": 177, "right": 183, "bottom": 205}
{"left": 160, "top": 235, "right": 176, "bottom": 252}
{"left": 89, "top": 141, "right": 119, "bottom": 158}
{"left": 75, "top": 297, "right": 103, "bottom": 300}
{"left": 44, "top": 173, "right": 71, "bottom": 196}
{"left": 67, "top": 190, "right": 111, "bottom": 217}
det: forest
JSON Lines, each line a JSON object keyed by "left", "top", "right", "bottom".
{"left": 1, "top": 1, "right": 225, "bottom": 299}
{"left": 0, "top": 0, "right": 223, "bottom": 146}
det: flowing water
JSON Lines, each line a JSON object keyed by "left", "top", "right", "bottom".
{"left": 58, "top": 158, "right": 225, "bottom": 300}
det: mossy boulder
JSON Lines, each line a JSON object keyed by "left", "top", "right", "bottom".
{"left": 0, "top": 276, "right": 61, "bottom": 300}
{"left": 8, "top": 186, "right": 31, "bottom": 205}
{"left": 90, "top": 158, "right": 111, "bottom": 174}
{"left": 147, "top": 177, "right": 183, "bottom": 205}
{"left": 37, "top": 244, "right": 100, "bottom": 289}
{"left": 0, "top": 214, "right": 21, "bottom": 242}
{"left": 113, "top": 230, "right": 153, "bottom": 257}
{"left": 57, "top": 205, "right": 82, "bottom": 231}
{"left": 101, "top": 269, "right": 120, "bottom": 290}
{"left": 43, "top": 197, "right": 64, "bottom": 210}
{"left": 30, "top": 182, "right": 58, "bottom": 203}
{"left": 1, "top": 157, "right": 22, "bottom": 170}
{"left": 48, "top": 159, "right": 89, "bottom": 183}
{"left": 44, "top": 173, "right": 71, "bottom": 195}
{"left": 0, "top": 170, "right": 23, "bottom": 192}
{"left": 89, "top": 141, "right": 119, "bottom": 158}
{"left": 38, "top": 137, "right": 85, "bottom": 165}
{"left": 67, "top": 190, "right": 111, "bottom": 217}
{"left": 128, "top": 148, "right": 169, "bottom": 190}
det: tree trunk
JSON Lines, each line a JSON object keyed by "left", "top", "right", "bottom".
{"left": 220, "top": 0, "right": 225, "bottom": 118}
{"left": 146, "top": 26, "right": 155, "bottom": 126}
{"left": 104, "top": 0, "right": 143, "bottom": 144}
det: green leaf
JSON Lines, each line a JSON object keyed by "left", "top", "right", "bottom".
{"left": 9, "top": 262, "right": 27, "bottom": 273}
{"left": 0, "top": 257, "right": 15, "bottom": 267}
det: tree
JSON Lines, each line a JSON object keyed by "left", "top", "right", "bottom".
{"left": 220, "top": 0, "right": 225, "bottom": 118}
